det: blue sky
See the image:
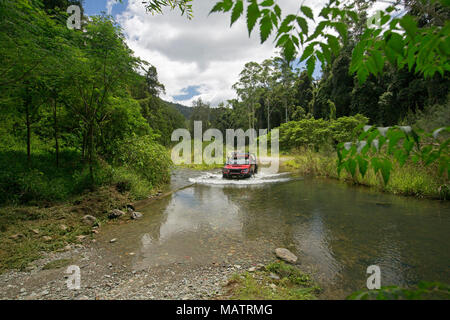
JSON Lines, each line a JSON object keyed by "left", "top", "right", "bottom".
{"left": 83, "top": 0, "right": 127, "bottom": 16}
{"left": 173, "top": 85, "right": 202, "bottom": 101}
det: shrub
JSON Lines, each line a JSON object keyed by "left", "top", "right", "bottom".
{"left": 278, "top": 115, "right": 368, "bottom": 151}
{"left": 110, "top": 166, "right": 153, "bottom": 199}
{"left": 114, "top": 135, "right": 172, "bottom": 188}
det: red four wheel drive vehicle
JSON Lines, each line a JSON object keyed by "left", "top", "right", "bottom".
{"left": 222, "top": 152, "right": 258, "bottom": 179}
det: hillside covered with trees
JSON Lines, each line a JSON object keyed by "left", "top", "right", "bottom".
{"left": 184, "top": 0, "right": 449, "bottom": 198}
{"left": 0, "top": 0, "right": 187, "bottom": 205}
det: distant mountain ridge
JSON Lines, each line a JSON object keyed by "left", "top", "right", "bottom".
{"left": 164, "top": 101, "right": 193, "bottom": 119}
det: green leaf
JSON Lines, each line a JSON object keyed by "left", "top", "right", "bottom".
{"left": 387, "top": 130, "right": 404, "bottom": 154}
{"left": 399, "top": 15, "right": 418, "bottom": 38}
{"left": 300, "top": 42, "right": 315, "bottom": 61}
{"left": 275, "top": 14, "right": 295, "bottom": 39}
{"left": 259, "top": 13, "right": 274, "bottom": 43}
{"left": 222, "top": 0, "right": 234, "bottom": 12}
{"left": 372, "top": 50, "right": 384, "bottom": 74}
{"left": 403, "top": 139, "right": 414, "bottom": 154}
{"left": 283, "top": 37, "right": 296, "bottom": 62}
{"left": 274, "top": 4, "right": 281, "bottom": 18}
{"left": 296, "top": 17, "right": 308, "bottom": 35}
{"left": 357, "top": 156, "right": 368, "bottom": 178}
{"left": 346, "top": 10, "right": 358, "bottom": 22}
{"left": 276, "top": 33, "right": 289, "bottom": 47}
{"left": 260, "top": 0, "right": 274, "bottom": 7}
{"left": 270, "top": 11, "right": 279, "bottom": 27}
{"left": 301, "top": 6, "right": 314, "bottom": 20}
{"left": 366, "top": 56, "right": 378, "bottom": 75}
{"left": 380, "top": 159, "right": 392, "bottom": 185}
{"left": 320, "top": 43, "right": 331, "bottom": 64}
{"left": 425, "top": 151, "right": 440, "bottom": 165}
{"left": 307, "top": 21, "right": 327, "bottom": 41}
{"left": 209, "top": 1, "right": 224, "bottom": 14}
{"left": 306, "top": 55, "right": 316, "bottom": 78}
{"left": 315, "top": 50, "right": 325, "bottom": 66}
{"left": 333, "top": 22, "right": 348, "bottom": 42}
{"left": 279, "top": 14, "right": 296, "bottom": 29}
{"left": 386, "top": 32, "right": 404, "bottom": 54}
{"left": 371, "top": 157, "right": 381, "bottom": 174}
{"left": 357, "top": 65, "right": 369, "bottom": 84}
{"left": 319, "top": 7, "right": 331, "bottom": 18}
{"left": 346, "top": 158, "right": 357, "bottom": 178}
{"left": 327, "top": 35, "right": 340, "bottom": 56}
{"left": 394, "top": 149, "right": 407, "bottom": 167}
{"left": 231, "top": 0, "right": 244, "bottom": 26}
{"left": 246, "top": 0, "right": 261, "bottom": 36}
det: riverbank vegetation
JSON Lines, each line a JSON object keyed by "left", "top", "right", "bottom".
{"left": 0, "top": 1, "right": 185, "bottom": 207}
{"left": 220, "top": 261, "right": 320, "bottom": 300}
{"left": 0, "top": 186, "right": 131, "bottom": 272}
{"left": 283, "top": 149, "right": 446, "bottom": 199}
{"left": 0, "top": 1, "right": 186, "bottom": 272}
{"left": 182, "top": 1, "right": 449, "bottom": 199}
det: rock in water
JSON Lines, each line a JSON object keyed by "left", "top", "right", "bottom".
{"left": 131, "top": 212, "right": 143, "bottom": 220}
{"left": 275, "top": 248, "right": 298, "bottom": 264}
{"left": 82, "top": 215, "right": 97, "bottom": 226}
{"left": 108, "top": 209, "right": 125, "bottom": 219}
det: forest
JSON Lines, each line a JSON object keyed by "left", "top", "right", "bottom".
{"left": 0, "top": 0, "right": 449, "bottom": 206}
{"left": 186, "top": 0, "right": 449, "bottom": 198}
{"left": 0, "top": 0, "right": 448, "bottom": 206}
{"left": 0, "top": 0, "right": 188, "bottom": 205}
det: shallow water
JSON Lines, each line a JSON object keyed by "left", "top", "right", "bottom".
{"left": 101, "top": 169, "right": 450, "bottom": 299}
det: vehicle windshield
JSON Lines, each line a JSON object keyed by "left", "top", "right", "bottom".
{"left": 227, "top": 158, "right": 249, "bottom": 165}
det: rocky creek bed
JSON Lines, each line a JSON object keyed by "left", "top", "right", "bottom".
{"left": 0, "top": 239, "right": 277, "bottom": 300}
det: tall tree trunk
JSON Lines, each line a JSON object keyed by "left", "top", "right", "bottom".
{"left": 25, "top": 99, "right": 31, "bottom": 167}
{"left": 284, "top": 95, "right": 288, "bottom": 123}
{"left": 82, "top": 130, "right": 86, "bottom": 160}
{"left": 88, "top": 123, "right": 94, "bottom": 184}
{"left": 53, "top": 98, "right": 59, "bottom": 168}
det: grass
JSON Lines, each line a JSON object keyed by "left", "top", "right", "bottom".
{"left": 42, "top": 258, "right": 73, "bottom": 270}
{"left": 282, "top": 148, "right": 448, "bottom": 199}
{"left": 0, "top": 186, "right": 132, "bottom": 273}
{"left": 177, "top": 162, "right": 224, "bottom": 171}
{"left": 0, "top": 143, "right": 170, "bottom": 273}
{"left": 220, "top": 261, "right": 321, "bottom": 300}
{"left": 0, "top": 144, "right": 169, "bottom": 206}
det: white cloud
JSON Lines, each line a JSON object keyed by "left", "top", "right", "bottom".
{"left": 116, "top": 0, "right": 388, "bottom": 107}
{"left": 106, "top": 0, "right": 117, "bottom": 15}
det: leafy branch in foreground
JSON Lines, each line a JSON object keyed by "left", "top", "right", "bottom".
{"left": 337, "top": 125, "right": 449, "bottom": 185}
{"left": 347, "top": 281, "right": 450, "bottom": 300}
{"left": 142, "top": 0, "right": 194, "bottom": 19}
{"left": 210, "top": 0, "right": 450, "bottom": 82}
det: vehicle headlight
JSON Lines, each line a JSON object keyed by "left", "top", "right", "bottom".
{"left": 242, "top": 169, "right": 249, "bottom": 173}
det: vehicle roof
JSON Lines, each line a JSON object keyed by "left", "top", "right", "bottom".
{"left": 230, "top": 152, "right": 256, "bottom": 157}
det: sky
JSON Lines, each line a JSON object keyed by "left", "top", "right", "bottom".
{"left": 82, "top": 0, "right": 387, "bottom": 107}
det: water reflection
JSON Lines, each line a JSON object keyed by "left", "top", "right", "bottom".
{"left": 99, "top": 170, "right": 450, "bottom": 298}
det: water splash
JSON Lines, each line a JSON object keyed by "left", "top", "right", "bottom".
{"left": 188, "top": 171, "right": 291, "bottom": 185}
